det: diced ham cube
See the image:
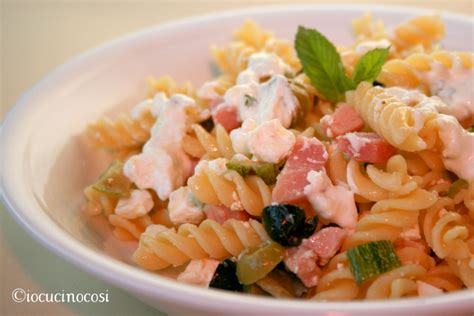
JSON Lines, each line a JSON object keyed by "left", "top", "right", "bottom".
{"left": 284, "top": 246, "right": 321, "bottom": 288}
{"left": 284, "top": 227, "right": 345, "bottom": 287}
{"left": 272, "top": 137, "right": 328, "bottom": 203}
{"left": 302, "top": 227, "right": 346, "bottom": 265}
{"left": 212, "top": 103, "right": 241, "bottom": 132}
{"left": 177, "top": 259, "right": 220, "bottom": 287}
{"left": 203, "top": 204, "right": 250, "bottom": 224}
{"left": 337, "top": 132, "right": 397, "bottom": 164}
{"left": 321, "top": 103, "right": 364, "bottom": 138}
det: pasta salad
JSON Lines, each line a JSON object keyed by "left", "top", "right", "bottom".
{"left": 82, "top": 13, "right": 474, "bottom": 300}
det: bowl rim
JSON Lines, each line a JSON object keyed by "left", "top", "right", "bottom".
{"left": 1, "top": 3, "right": 474, "bottom": 313}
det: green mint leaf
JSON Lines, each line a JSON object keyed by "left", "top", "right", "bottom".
{"left": 352, "top": 47, "right": 390, "bottom": 85}
{"left": 295, "top": 26, "right": 353, "bottom": 102}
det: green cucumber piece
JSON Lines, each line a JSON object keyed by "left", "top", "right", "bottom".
{"left": 236, "top": 242, "right": 284, "bottom": 285}
{"left": 347, "top": 240, "right": 401, "bottom": 285}
{"left": 226, "top": 157, "right": 279, "bottom": 185}
{"left": 92, "top": 160, "right": 131, "bottom": 197}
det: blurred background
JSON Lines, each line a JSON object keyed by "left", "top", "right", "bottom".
{"left": 1, "top": 0, "right": 473, "bottom": 315}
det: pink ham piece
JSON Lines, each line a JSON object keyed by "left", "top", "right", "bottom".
{"left": 320, "top": 103, "right": 364, "bottom": 138}
{"left": 212, "top": 103, "right": 241, "bottom": 132}
{"left": 284, "top": 246, "right": 321, "bottom": 288}
{"left": 203, "top": 204, "right": 250, "bottom": 225}
{"left": 284, "top": 227, "right": 346, "bottom": 287}
{"left": 272, "top": 136, "right": 328, "bottom": 204}
{"left": 301, "top": 227, "right": 346, "bottom": 266}
{"left": 337, "top": 132, "right": 397, "bottom": 164}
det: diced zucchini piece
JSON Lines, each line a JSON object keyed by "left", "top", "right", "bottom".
{"left": 446, "top": 178, "right": 468, "bottom": 198}
{"left": 253, "top": 163, "right": 279, "bottom": 185}
{"left": 92, "top": 160, "right": 131, "bottom": 197}
{"left": 347, "top": 240, "right": 401, "bottom": 285}
{"left": 236, "top": 242, "right": 284, "bottom": 285}
{"left": 226, "top": 157, "right": 279, "bottom": 185}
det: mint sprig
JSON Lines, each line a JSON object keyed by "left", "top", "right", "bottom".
{"left": 295, "top": 26, "right": 389, "bottom": 102}
{"left": 352, "top": 47, "right": 390, "bottom": 84}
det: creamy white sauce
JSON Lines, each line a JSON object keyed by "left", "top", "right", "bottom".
{"left": 436, "top": 115, "right": 474, "bottom": 182}
{"left": 124, "top": 93, "right": 197, "bottom": 200}
{"left": 114, "top": 189, "right": 154, "bottom": 219}
{"left": 422, "top": 57, "right": 474, "bottom": 123}
{"left": 168, "top": 187, "right": 204, "bottom": 225}
{"left": 304, "top": 169, "right": 358, "bottom": 230}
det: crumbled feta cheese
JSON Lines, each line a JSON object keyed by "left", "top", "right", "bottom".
{"left": 168, "top": 187, "right": 204, "bottom": 225}
{"left": 344, "top": 132, "right": 371, "bottom": 154}
{"left": 422, "top": 57, "right": 474, "bottom": 123}
{"left": 247, "top": 119, "right": 296, "bottom": 163}
{"left": 436, "top": 115, "right": 474, "bottom": 181}
{"left": 304, "top": 169, "right": 358, "bottom": 230}
{"left": 124, "top": 94, "right": 197, "bottom": 200}
{"left": 231, "top": 118, "right": 295, "bottom": 163}
{"left": 231, "top": 191, "right": 244, "bottom": 211}
{"left": 246, "top": 52, "right": 291, "bottom": 79}
{"left": 114, "top": 189, "right": 153, "bottom": 219}
{"left": 230, "top": 118, "right": 257, "bottom": 156}
{"left": 177, "top": 259, "right": 220, "bottom": 287}
{"left": 354, "top": 39, "right": 392, "bottom": 54}
{"left": 207, "top": 158, "right": 229, "bottom": 176}
{"left": 251, "top": 75, "right": 299, "bottom": 128}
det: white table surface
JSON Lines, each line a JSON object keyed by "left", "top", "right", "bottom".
{"left": 1, "top": 0, "right": 472, "bottom": 315}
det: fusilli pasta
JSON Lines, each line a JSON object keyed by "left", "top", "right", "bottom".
{"left": 133, "top": 219, "right": 269, "bottom": 270}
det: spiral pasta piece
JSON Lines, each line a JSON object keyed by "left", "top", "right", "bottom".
{"left": 133, "top": 219, "right": 269, "bottom": 271}
{"left": 390, "top": 15, "right": 445, "bottom": 53}
{"left": 211, "top": 42, "right": 256, "bottom": 79}
{"left": 347, "top": 82, "right": 441, "bottom": 151}
{"left": 87, "top": 75, "right": 200, "bottom": 154}
{"left": 312, "top": 253, "right": 359, "bottom": 301}
{"left": 344, "top": 155, "right": 437, "bottom": 250}
{"left": 182, "top": 124, "right": 235, "bottom": 160}
{"left": 422, "top": 197, "right": 472, "bottom": 260}
{"left": 418, "top": 263, "right": 464, "bottom": 292}
{"left": 378, "top": 51, "right": 474, "bottom": 90}
{"left": 187, "top": 159, "right": 272, "bottom": 216}
{"left": 364, "top": 264, "right": 427, "bottom": 299}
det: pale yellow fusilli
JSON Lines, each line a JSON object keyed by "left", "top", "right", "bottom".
{"left": 312, "top": 253, "right": 359, "bottom": 301}
{"left": 344, "top": 155, "right": 438, "bottom": 250}
{"left": 133, "top": 219, "right": 269, "bottom": 270}
{"left": 182, "top": 124, "right": 235, "bottom": 160}
{"left": 187, "top": 159, "right": 272, "bottom": 216}
{"left": 378, "top": 51, "right": 474, "bottom": 90}
{"left": 390, "top": 15, "right": 445, "bottom": 54}
{"left": 347, "top": 82, "right": 441, "bottom": 152}
{"left": 87, "top": 76, "right": 199, "bottom": 155}
{"left": 211, "top": 20, "right": 300, "bottom": 79}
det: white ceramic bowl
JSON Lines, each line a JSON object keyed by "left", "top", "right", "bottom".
{"left": 1, "top": 4, "right": 474, "bottom": 316}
